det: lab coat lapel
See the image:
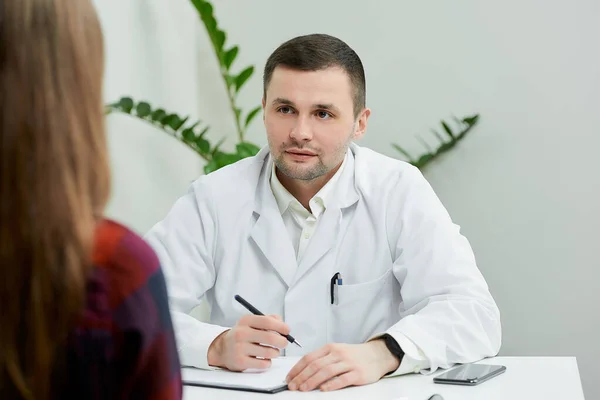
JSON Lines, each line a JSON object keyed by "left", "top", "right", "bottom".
{"left": 249, "top": 152, "right": 297, "bottom": 287}
{"left": 293, "top": 148, "right": 359, "bottom": 285}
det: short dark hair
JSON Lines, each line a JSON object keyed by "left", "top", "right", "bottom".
{"left": 263, "top": 33, "right": 366, "bottom": 118}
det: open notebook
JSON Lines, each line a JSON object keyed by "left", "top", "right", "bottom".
{"left": 182, "top": 356, "right": 301, "bottom": 394}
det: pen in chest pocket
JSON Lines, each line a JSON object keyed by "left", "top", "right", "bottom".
{"left": 330, "top": 272, "right": 343, "bottom": 305}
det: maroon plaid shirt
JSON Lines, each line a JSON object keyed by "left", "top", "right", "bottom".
{"left": 58, "top": 219, "right": 182, "bottom": 399}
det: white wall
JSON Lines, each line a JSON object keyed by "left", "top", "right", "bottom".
{"left": 94, "top": 0, "right": 205, "bottom": 234}
{"left": 95, "top": 0, "right": 600, "bottom": 397}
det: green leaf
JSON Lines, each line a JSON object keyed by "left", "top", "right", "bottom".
{"left": 236, "top": 142, "right": 261, "bottom": 158}
{"left": 416, "top": 153, "right": 434, "bottom": 167}
{"left": 180, "top": 122, "right": 200, "bottom": 141}
{"left": 193, "top": 0, "right": 213, "bottom": 18}
{"left": 212, "top": 150, "right": 224, "bottom": 160}
{"left": 235, "top": 66, "right": 254, "bottom": 92}
{"left": 173, "top": 116, "right": 188, "bottom": 131}
{"left": 204, "top": 159, "right": 219, "bottom": 174}
{"left": 441, "top": 121, "right": 454, "bottom": 139}
{"left": 194, "top": 0, "right": 217, "bottom": 38}
{"left": 117, "top": 97, "right": 134, "bottom": 113}
{"left": 463, "top": 114, "right": 480, "bottom": 126}
{"left": 181, "top": 128, "right": 195, "bottom": 142}
{"left": 160, "top": 113, "right": 176, "bottom": 126}
{"left": 161, "top": 114, "right": 182, "bottom": 130}
{"left": 204, "top": 17, "right": 217, "bottom": 34}
{"left": 215, "top": 30, "right": 226, "bottom": 51}
{"left": 215, "top": 152, "right": 242, "bottom": 167}
{"left": 136, "top": 102, "right": 152, "bottom": 117}
{"left": 223, "top": 46, "right": 238, "bottom": 69}
{"left": 151, "top": 109, "right": 166, "bottom": 122}
{"left": 195, "top": 137, "right": 210, "bottom": 154}
{"left": 391, "top": 143, "right": 414, "bottom": 161}
{"left": 244, "top": 106, "right": 262, "bottom": 128}
{"left": 234, "top": 108, "right": 242, "bottom": 124}
{"left": 438, "top": 142, "right": 454, "bottom": 153}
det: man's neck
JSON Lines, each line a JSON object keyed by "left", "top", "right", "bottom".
{"left": 276, "top": 163, "right": 342, "bottom": 211}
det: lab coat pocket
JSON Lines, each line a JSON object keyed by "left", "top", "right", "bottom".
{"left": 327, "top": 268, "right": 394, "bottom": 344}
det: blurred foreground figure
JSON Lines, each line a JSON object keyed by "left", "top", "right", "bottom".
{"left": 0, "top": 1, "right": 182, "bottom": 399}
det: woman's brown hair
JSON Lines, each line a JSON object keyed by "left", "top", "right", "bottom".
{"left": 0, "top": 0, "right": 110, "bottom": 398}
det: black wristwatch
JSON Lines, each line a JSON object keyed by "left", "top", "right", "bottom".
{"left": 380, "top": 334, "right": 404, "bottom": 371}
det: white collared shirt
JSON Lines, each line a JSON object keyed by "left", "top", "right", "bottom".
{"left": 269, "top": 151, "right": 348, "bottom": 261}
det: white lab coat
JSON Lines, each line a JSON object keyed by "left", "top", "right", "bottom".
{"left": 144, "top": 143, "right": 501, "bottom": 374}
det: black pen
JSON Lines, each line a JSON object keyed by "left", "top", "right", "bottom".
{"left": 234, "top": 294, "right": 302, "bottom": 348}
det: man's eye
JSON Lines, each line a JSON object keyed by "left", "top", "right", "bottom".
{"left": 317, "top": 111, "right": 332, "bottom": 119}
{"left": 277, "top": 106, "right": 294, "bottom": 114}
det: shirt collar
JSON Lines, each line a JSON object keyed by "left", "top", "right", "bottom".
{"left": 270, "top": 151, "right": 349, "bottom": 218}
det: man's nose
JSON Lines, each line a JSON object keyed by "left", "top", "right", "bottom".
{"left": 289, "top": 116, "right": 313, "bottom": 142}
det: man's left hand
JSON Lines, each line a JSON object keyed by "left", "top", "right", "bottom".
{"left": 285, "top": 340, "right": 400, "bottom": 392}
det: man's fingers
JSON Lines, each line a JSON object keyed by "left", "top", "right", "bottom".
{"left": 247, "top": 329, "right": 289, "bottom": 349}
{"left": 226, "top": 315, "right": 291, "bottom": 373}
{"left": 245, "top": 343, "right": 282, "bottom": 359}
{"left": 300, "top": 361, "right": 350, "bottom": 392}
{"left": 241, "top": 314, "right": 290, "bottom": 335}
{"left": 267, "top": 314, "right": 283, "bottom": 321}
{"left": 287, "top": 352, "right": 337, "bottom": 390}
{"left": 286, "top": 345, "right": 333, "bottom": 383}
{"left": 320, "top": 370, "right": 358, "bottom": 392}
{"left": 240, "top": 356, "right": 272, "bottom": 371}
{"left": 230, "top": 323, "right": 288, "bottom": 350}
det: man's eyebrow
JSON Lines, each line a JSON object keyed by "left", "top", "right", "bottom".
{"left": 271, "top": 97, "right": 295, "bottom": 106}
{"left": 314, "top": 103, "right": 340, "bottom": 113}
{"left": 271, "top": 98, "right": 341, "bottom": 113}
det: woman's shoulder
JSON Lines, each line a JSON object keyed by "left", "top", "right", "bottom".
{"left": 92, "top": 218, "right": 162, "bottom": 305}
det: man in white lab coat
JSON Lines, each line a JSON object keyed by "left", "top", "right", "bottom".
{"left": 145, "top": 33, "right": 501, "bottom": 392}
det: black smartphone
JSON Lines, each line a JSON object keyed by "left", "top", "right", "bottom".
{"left": 433, "top": 363, "right": 506, "bottom": 386}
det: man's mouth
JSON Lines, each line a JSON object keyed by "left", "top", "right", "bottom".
{"left": 285, "top": 149, "right": 316, "bottom": 156}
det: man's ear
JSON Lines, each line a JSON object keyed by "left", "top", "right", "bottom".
{"left": 262, "top": 97, "right": 266, "bottom": 122}
{"left": 353, "top": 108, "right": 371, "bottom": 140}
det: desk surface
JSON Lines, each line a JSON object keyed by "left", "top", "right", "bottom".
{"left": 183, "top": 356, "right": 584, "bottom": 400}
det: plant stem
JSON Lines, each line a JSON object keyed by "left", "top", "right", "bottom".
{"left": 221, "top": 71, "right": 245, "bottom": 142}
{"left": 203, "top": 35, "right": 245, "bottom": 143}
{"left": 413, "top": 121, "right": 477, "bottom": 168}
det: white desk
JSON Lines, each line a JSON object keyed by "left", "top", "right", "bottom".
{"left": 183, "top": 357, "right": 585, "bottom": 400}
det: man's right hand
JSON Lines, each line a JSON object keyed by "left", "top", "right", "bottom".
{"left": 207, "top": 314, "right": 290, "bottom": 371}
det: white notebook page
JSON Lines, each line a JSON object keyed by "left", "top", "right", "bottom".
{"left": 182, "top": 356, "right": 301, "bottom": 391}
